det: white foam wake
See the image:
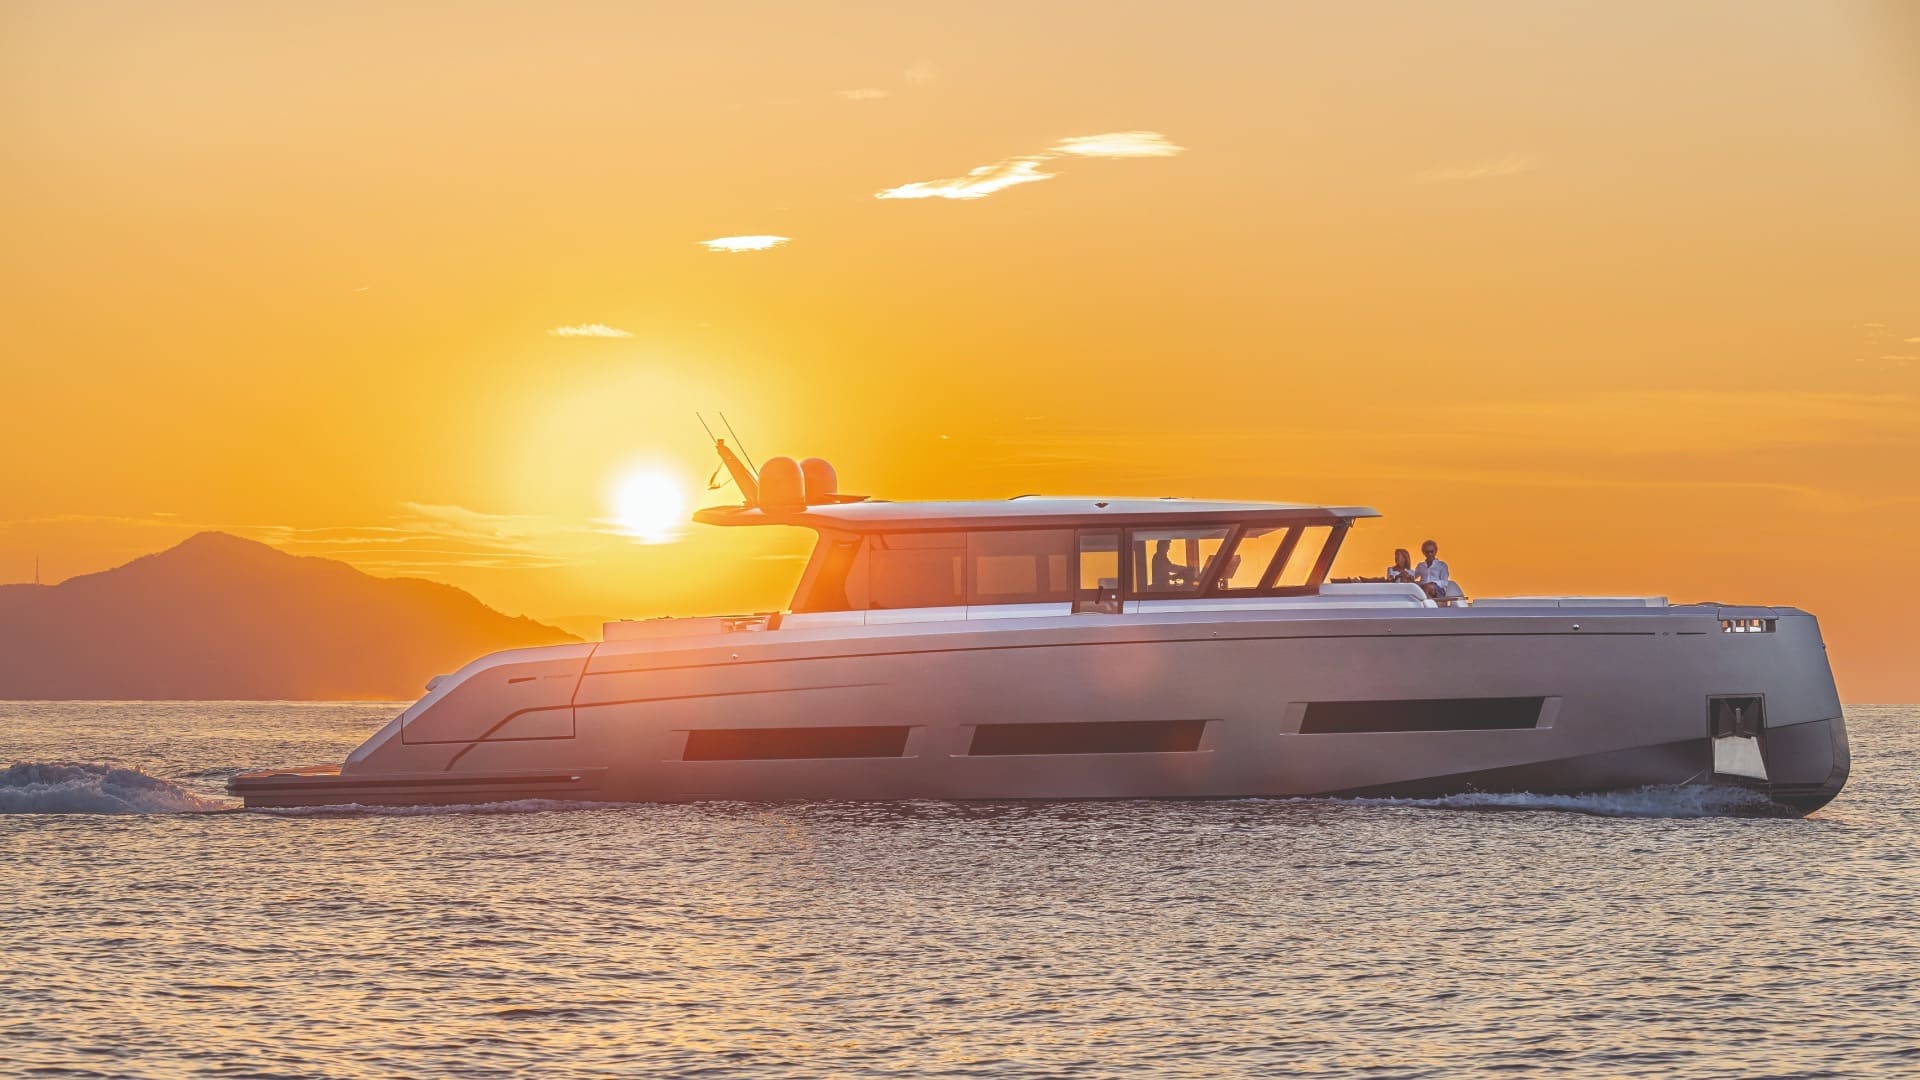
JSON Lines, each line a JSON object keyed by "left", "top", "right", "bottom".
{"left": 252, "top": 798, "right": 612, "bottom": 818}
{"left": 0, "top": 762, "right": 229, "bottom": 815}
{"left": 1342, "top": 784, "right": 1782, "bottom": 818}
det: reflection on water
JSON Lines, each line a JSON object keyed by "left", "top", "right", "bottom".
{"left": 2, "top": 702, "right": 1916, "bottom": 1078}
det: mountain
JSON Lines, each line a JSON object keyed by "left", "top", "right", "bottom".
{"left": 0, "top": 532, "right": 578, "bottom": 700}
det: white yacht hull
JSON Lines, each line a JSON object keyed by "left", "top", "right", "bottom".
{"left": 231, "top": 604, "right": 1848, "bottom": 814}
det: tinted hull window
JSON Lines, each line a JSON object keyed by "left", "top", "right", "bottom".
{"left": 1299, "top": 698, "right": 1545, "bottom": 734}
{"left": 683, "top": 726, "right": 912, "bottom": 760}
{"left": 968, "top": 719, "right": 1209, "bottom": 755}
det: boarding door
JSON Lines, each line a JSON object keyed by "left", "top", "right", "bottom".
{"left": 1709, "top": 695, "right": 1768, "bottom": 781}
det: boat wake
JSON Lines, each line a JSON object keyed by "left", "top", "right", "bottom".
{"left": 251, "top": 798, "right": 612, "bottom": 818}
{"left": 0, "top": 762, "right": 229, "bottom": 815}
{"left": 1336, "top": 784, "right": 1784, "bottom": 819}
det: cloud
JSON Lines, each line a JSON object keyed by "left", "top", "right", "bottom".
{"left": 548, "top": 324, "right": 633, "bottom": 338}
{"left": 1907, "top": 337, "right": 1920, "bottom": 344}
{"left": 876, "top": 156, "right": 1057, "bottom": 200}
{"left": 834, "top": 87, "right": 889, "bottom": 101}
{"left": 1050, "top": 131, "right": 1185, "bottom": 158}
{"left": 875, "top": 130, "right": 1182, "bottom": 201}
{"left": 903, "top": 61, "right": 935, "bottom": 85}
{"left": 698, "top": 235, "right": 791, "bottom": 253}
{"left": 1413, "top": 156, "right": 1537, "bottom": 184}
{"left": 253, "top": 504, "right": 623, "bottom": 572}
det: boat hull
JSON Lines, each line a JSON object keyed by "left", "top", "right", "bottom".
{"left": 231, "top": 605, "right": 1849, "bottom": 814}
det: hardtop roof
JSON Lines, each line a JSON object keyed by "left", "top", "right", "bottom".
{"left": 693, "top": 496, "right": 1380, "bottom": 532}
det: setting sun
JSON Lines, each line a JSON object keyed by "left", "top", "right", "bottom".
{"left": 2, "top": 8, "right": 1915, "bottom": 1079}
{"left": 611, "top": 468, "right": 687, "bottom": 543}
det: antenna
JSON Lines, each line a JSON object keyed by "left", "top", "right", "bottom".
{"left": 695, "top": 414, "right": 732, "bottom": 491}
{"left": 718, "top": 412, "right": 756, "bottom": 472}
{"left": 697, "top": 412, "right": 761, "bottom": 505}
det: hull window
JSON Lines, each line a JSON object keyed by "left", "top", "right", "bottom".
{"left": 683, "top": 725, "right": 912, "bottom": 761}
{"left": 1300, "top": 697, "right": 1545, "bottom": 733}
{"left": 968, "top": 719, "right": 1209, "bottom": 756}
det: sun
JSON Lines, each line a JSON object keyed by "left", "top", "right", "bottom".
{"left": 611, "top": 467, "right": 687, "bottom": 542}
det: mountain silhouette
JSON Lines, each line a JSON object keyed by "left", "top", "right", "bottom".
{"left": 0, "top": 532, "right": 578, "bottom": 700}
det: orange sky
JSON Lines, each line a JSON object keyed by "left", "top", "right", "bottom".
{"left": 2, "top": 2, "right": 1917, "bottom": 700}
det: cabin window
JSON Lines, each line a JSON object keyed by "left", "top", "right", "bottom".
{"left": 968, "top": 719, "right": 1209, "bottom": 755}
{"left": 1075, "top": 530, "right": 1122, "bottom": 613}
{"left": 794, "top": 536, "right": 864, "bottom": 612}
{"left": 1129, "top": 527, "right": 1230, "bottom": 596}
{"left": 1299, "top": 697, "right": 1546, "bottom": 733}
{"left": 1275, "top": 526, "right": 1334, "bottom": 587}
{"left": 1215, "top": 526, "right": 1291, "bottom": 591}
{"left": 867, "top": 532, "right": 965, "bottom": 609}
{"left": 968, "top": 529, "right": 1073, "bottom": 605}
{"left": 683, "top": 725, "right": 912, "bottom": 760}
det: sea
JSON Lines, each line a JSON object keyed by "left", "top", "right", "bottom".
{"left": 2, "top": 702, "right": 1916, "bottom": 1079}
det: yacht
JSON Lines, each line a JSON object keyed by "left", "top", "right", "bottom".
{"left": 232, "top": 442, "right": 1849, "bottom": 813}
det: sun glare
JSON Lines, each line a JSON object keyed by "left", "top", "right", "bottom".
{"left": 612, "top": 468, "right": 687, "bottom": 542}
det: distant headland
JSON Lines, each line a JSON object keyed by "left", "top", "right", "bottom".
{"left": 0, "top": 532, "right": 577, "bottom": 700}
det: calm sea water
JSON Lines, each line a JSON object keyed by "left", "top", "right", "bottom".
{"left": 2, "top": 702, "right": 1917, "bottom": 1079}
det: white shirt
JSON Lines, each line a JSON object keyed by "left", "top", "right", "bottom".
{"left": 1415, "top": 558, "right": 1450, "bottom": 586}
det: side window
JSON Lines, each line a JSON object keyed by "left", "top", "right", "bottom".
{"left": 1215, "top": 527, "right": 1291, "bottom": 591}
{"left": 868, "top": 533, "right": 964, "bottom": 609}
{"left": 794, "top": 536, "right": 863, "bottom": 612}
{"left": 968, "top": 530, "right": 1073, "bottom": 605}
{"left": 1075, "top": 530, "right": 1122, "bottom": 613}
{"left": 1130, "top": 528, "right": 1230, "bottom": 596}
{"left": 1276, "top": 526, "right": 1333, "bottom": 587}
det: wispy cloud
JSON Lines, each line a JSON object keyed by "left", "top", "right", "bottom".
{"left": 1855, "top": 323, "right": 1919, "bottom": 362}
{"left": 698, "top": 235, "right": 791, "bottom": 253}
{"left": 1413, "top": 156, "right": 1537, "bottom": 184}
{"left": 903, "top": 60, "right": 935, "bottom": 85}
{"left": 254, "top": 503, "right": 629, "bottom": 572}
{"left": 876, "top": 130, "right": 1183, "bottom": 201}
{"left": 548, "top": 323, "right": 633, "bottom": 339}
{"left": 1050, "top": 131, "right": 1185, "bottom": 158}
{"left": 834, "top": 87, "right": 889, "bottom": 102}
{"left": 876, "top": 156, "right": 1057, "bottom": 201}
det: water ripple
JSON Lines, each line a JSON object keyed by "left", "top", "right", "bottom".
{"left": 1, "top": 702, "right": 1915, "bottom": 1079}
